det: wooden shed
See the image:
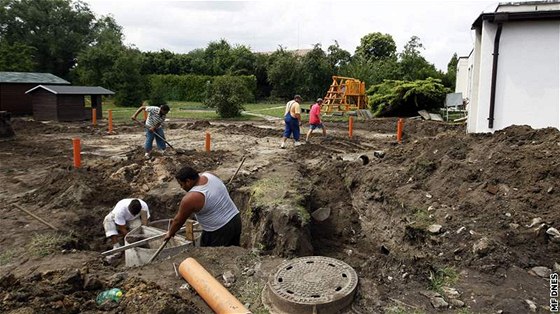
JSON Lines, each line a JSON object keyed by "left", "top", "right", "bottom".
{"left": 0, "top": 72, "right": 70, "bottom": 115}
{"left": 26, "top": 85, "right": 114, "bottom": 122}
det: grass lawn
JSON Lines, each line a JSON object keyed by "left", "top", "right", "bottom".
{"left": 102, "top": 100, "right": 278, "bottom": 123}
{"left": 100, "top": 99, "right": 360, "bottom": 124}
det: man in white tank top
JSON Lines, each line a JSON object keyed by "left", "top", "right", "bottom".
{"left": 165, "top": 166, "right": 241, "bottom": 247}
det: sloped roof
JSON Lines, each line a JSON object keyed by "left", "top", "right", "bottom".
{"left": 26, "top": 85, "right": 114, "bottom": 95}
{"left": 0, "top": 72, "right": 70, "bottom": 84}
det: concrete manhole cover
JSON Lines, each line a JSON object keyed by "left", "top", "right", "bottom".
{"left": 263, "top": 256, "right": 358, "bottom": 313}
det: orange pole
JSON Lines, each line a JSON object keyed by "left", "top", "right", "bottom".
{"left": 348, "top": 116, "right": 353, "bottom": 138}
{"left": 92, "top": 108, "right": 97, "bottom": 126}
{"left": 108, "top": 110, "right": 113, "bottom": 133}
{"left": 205, "top": 132, "right": 211, "bottom": 152}
{"left": 72, "top": 138, "right": 81, "bottom": 168}
{"left": 179, "top": 258, "right": 250, "bottom": 314}
{"left": 397, "top": 118, "right": 403, "bottom": 143}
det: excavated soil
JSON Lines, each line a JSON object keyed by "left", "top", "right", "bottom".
{"left": 1, "top": 116, "right": 559, "bottom": 313}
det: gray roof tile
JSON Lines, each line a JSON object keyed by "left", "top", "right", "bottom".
{"left": 0, "top": 72, "right": 70, "bottom": 84}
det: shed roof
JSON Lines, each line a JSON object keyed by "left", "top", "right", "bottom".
{"left": 26, "top": 85, "right": 115, "bottom": 95}
{"left": 0, "top": 72, "right": 70, "bottom": 84}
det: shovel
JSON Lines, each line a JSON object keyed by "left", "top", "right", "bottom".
{"left": 132, "top": 118, "right": 191, "bottom": 154}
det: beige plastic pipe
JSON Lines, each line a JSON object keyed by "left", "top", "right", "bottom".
{"left": 179, "top": 257, "right": 250, "bottom": 314}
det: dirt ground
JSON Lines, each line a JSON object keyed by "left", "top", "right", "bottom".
{"left": 1, "top": 115, "right": 559, "bottom": 313}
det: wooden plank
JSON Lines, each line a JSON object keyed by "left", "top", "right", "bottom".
{"left": 13, "top": 203, "right": 59, "bottom": 231}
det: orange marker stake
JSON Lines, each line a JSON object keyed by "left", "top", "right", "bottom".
{"left": 397, "top": 118, "right": 404, "bottom": 143}
{"left": 349, "top": 116, "right": 354, "bottom": 138}
{"left": 108, "top": 109, "right": 113, "bottom": 133}
{"left": 92, "top": 109, "right": 97, "bottom": 126}
{"left": 205, "top": 132, "right": 211, "bottom": 152}
{"left": 72, "top": 138, "right": 81, "bottom": 168}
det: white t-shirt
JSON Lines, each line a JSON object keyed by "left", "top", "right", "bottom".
{"left": 111, "top": 198, "right": 150, "bottom": 226}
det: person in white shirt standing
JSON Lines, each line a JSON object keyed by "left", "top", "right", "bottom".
{"left": 103, "top": 198, "right": 151, "bottom": 249}
{"left": 165, "top": 166, "right": 241, "bottom": 247}
{"left": 132, "top": 104, "right": 170, "bottom": 159}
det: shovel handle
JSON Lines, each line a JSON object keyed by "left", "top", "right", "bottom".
{"left": 132, "top": 118, "right": 175, "bottom": 150}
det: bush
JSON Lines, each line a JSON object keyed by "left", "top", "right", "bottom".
{"left": 367, "top": 78, "right": 450, "bottom": 117}
{"left": 148, "top": 74, "right": 256, "bottom": 102}
{"left": 204, "top": 76, "right": 252, "bottom": 118}
{"left": 149, "top": 84, "right": 167, "bottom": 106}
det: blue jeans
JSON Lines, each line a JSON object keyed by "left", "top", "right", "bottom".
{"left": 283, "top": 114, "right": 300, "bottom": 141}
{"left": 145, "top": 128, "right": 166, "bottom": 152}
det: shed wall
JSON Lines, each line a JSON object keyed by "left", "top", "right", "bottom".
{"left": 31, "top": 90, "right": 58, "bottom": 121}
{"left": 0, "top": 83, "right": 36, "bottom": 115}
{"left": 57, "top": 95, "right": 85, "bottom": 121}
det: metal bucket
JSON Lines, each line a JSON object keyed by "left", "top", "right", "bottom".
{"left": 124, "top": 219, "right": 198, "bottom": 266}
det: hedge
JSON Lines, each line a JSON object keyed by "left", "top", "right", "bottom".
{"left": 148, "top": 74, "right": 256, "bottom": 102}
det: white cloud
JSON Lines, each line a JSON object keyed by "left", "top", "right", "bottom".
{"left": 86, "top": 0, "right": 501, "bottom": 70}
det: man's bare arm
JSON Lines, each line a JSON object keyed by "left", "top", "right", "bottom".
{"left": 131, "top": 106, "right": 146, "bottom": 120}
{"left": 165, "top": 192, "right": 204, "bottom": 240}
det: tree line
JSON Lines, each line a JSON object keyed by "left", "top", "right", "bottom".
{"left": 0, "top": 0, "right": 458, "bottom": 110}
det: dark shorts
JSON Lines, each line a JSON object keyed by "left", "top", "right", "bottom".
{"left": 200, "top": 213, "right": 241, "bottom": 247}
{"left": 309, "top": 123, "right": 324, "bottom": 130}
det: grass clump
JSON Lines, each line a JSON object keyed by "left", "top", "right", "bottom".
{"left": 27, "top": 232, "right": 73, "bottom": 257}
{"left": 429, "top": 267, "right": 459, "bottom": 293}
{"left": 0, "top": 249, "right": 16, "bottom": 265}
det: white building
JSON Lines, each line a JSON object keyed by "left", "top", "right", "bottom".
{"left": 454, "top": 50, "right": 474, "bottom": 102}
{"left": 462, "top": 1, "right": 560, "bottom": 133}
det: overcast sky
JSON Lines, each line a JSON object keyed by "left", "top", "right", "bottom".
{"left": 85, "top": 0, "right": 501, "bottom": 71}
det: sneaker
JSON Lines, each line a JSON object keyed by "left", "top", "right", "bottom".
{"left": 144, "top": 153, "right": 150, "bottom": 159}
{"left": 294, "top": 141, "right": 302, "bottom": 147}
{"left": 280, "top": 142, "right": 286, "bottom": 149}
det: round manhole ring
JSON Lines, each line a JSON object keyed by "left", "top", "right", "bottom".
{"left": 265, "top": 256, "right": 358, "bottom": 314}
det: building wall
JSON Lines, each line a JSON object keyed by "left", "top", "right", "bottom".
{"left": 31, "top": 90, "right": 58, "bottom": 121}
{"left": 0, "top": 83, "right": 36, "bottom": 115}
{"left": 467, "top": 20, "right": 560, "bottom": 133}
{"left": 57, "top": 95, "right": 85, "bottom": 121}
{"left": 455, "top": 57, "right": 469, "bottom": 96}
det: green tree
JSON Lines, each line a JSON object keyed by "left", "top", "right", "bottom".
{"left": 229, "top": 45, "right": 256, "bottom": 75}
{"left": 267, "top": 47, "right": 301, "bottom": 99}
{"left": 104, "top": 48, "right": 146, "bottom": 107}
{"left": 0, "top": 0, "right": 96, "bottom": 78}
{"left": 204, "top": 39, "right": 234, "bottom": 75}
{"left": 300, "top": 44, "right": 332, "bottom": 99}
{"left": 398, "top": 36, "right": 443, "bottom": 81}
{"left": 340, "top": 56, "right": 400, "bottom": 86}
{"left": 254, "top": 53, "right": 272, "bottom": 99}
{"left": 73, "top": 15, "right": 124, "bottom": 87}
{"left": 367, "top": 78, "right": 450, "bottom": 117}
{"left": 0, "top": 40, "right": 36, "bottom": 71}
{"left": 188, "top": 48, "right": 208, "bottom": 75}
{"left": 327, "top": 40, "right": 351, "bottom": 73}
{"left": 443, "top": 53, "right": 458, "bottom": 89}
{"left": 355, "top": 32, "right": 397, "bottom": 62}
{"left": 204, "top": 76, "right": 251, "bottom": 118}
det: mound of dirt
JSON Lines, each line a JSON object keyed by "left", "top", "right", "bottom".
{"left": 2, "top": 117, "right": 559, "bottom": 313}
